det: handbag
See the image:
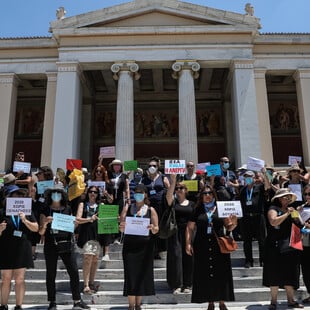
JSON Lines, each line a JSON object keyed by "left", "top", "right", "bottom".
{"left": 214, "top": 231, "right": 238, "bottom": 254}
{"left": 279, "top": 223, "right": 303, "bottom": 253}
{"left": 54, "top": 238, "right": 74, "bottom": 254}
{"left": 159, "top": 205, "right": 178, "bottom": 239}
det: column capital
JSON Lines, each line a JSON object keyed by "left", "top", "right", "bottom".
{"left": 46, "top": 72, "right": 57, "bottom": 82}
{"left": 230, "top": 59, "right": 254, "bottom": 72}
{"left": 172, "top": 61, "right": 200, "bottom": 79}
{"left": 111, "top": 62, "right": 140, "bottom": 81}
{"left": 56, "top": 61, "right": 81, "bottom": 74}
{"left": 0, "top": 73, "right": 20, "bottom": 86}
{"left": 254, "top": 68, "right": 267, "bottom": 79}
{"left": 293, "top": 68, "right": 310, "bottom": 81}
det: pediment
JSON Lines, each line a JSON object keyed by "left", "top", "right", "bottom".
{"left": 50, "top": 0, "right": 261, "bottom": 33}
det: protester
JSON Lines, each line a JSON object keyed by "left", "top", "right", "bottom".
{"left": 76, "top": 186, "right": 100, "bottom": 294}
{"left": 39, "top": 185, "right": 89, "bottom": 310}
{"left": 0, "top": 185, "right": 38, "bottom": 310}
{"left": 165, "top": 174, "right": 194, "bottom": 294}
{"left": 119, "top": 184, "right": 159, "bottom": 310}
{"left": 263, "top": 188, "right": 303, "bottom": 309}
{"left": 239, "top": 169, "right": 270, "bottom": 268}
{"left": 186, "top": 185, "right": 237, "bottom": 310}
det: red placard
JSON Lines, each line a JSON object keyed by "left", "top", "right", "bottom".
{"left": 66, "top": 159, "right": 82, "bottom": 171}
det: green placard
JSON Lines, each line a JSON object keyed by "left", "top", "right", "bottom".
{"left": 124, "top": 160, "right": 138, "bottom": 171}
{"left": 0, "top": 178, "right": 3, "bottom": 184}
{"left": 98, "top": 204, "right": 119, "bottom": 234}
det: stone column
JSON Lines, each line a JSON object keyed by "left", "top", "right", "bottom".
{"left": 254, "top": 68, "right": 274, "bottom": 165}
{"left": 51, "top": 62, "right": 82, "bottom": 171}
{"left": 231, "top": 60, "right": 261, "bottom": 167}
{"left": 41, "top": 72, "right": 57, "bottom": 167}
{"left": 294, "top": 69, "right": 310, "bottom": 165}
{"left": 111, "top": 62, "right": 140, "bottom": 161}
{"left": 0, "top": 73, "right": 19, "bottom": 171}
{"left": 172, "top": 61, "right": 200, "bottom": 164}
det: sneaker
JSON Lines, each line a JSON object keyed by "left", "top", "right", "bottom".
{"left": 48, "top": 302, "right": 57, "bottom": 310}
{"left": 73, "top": 300, "right": 90, "bottom": 310}
{"left": 182, "top": 287, "right": 192, "bottom": 294}
{"left": 101, "top": 254, "right": 110, "bottom": 261}
{"left": 113, "top": 239, "right": 121, "bottom": 245}
{"left": 14, "top": 306, "right": 23, "bottom": 310}
{"left": 0, "top": 306, "right": 8, "bottom": 310}
{"left": 173, "top": 288, "right": 182, "bottom": 295}
{"left": 47, "top": 303, "right": 56, "bottom": 310}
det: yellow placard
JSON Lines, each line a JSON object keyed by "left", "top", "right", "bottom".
{"left": 182, "top": 180, "right": 198, "bottom": 192}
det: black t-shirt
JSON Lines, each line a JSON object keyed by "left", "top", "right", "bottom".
{"left": 240, "top": 184, "right": 266, "bottom": 215}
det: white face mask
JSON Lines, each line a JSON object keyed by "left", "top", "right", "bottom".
{"left": 51, "top": 192, "right": 62, "bottom": 202}
{"left": 148, "top": 166, "right": 157, "bottom": 174}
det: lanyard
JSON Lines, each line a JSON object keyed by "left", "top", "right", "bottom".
{"left": 11, "top": 215, "right": 20, "bottom": 230}
{"left": 134, "top": 204, "right": 146, "bottom": 218}
{"left": 246, "top": 187, "right": 253, "bottom": 201}
{"left": 86, "top": 203, "right": 97, "bottom": 214}
{"left": 206, "top": 211, "right": 213, "bottom": 224}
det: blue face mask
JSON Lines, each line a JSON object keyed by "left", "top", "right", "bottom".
{"left": 223, "top": 162, "right": 230, "bottom": 170}
{"left": 51, "top": 192, "right": 62, "bottom": 202}
{"left": 204, "top": 200, "right": 215, "bottom": 211}
{"left": 134, "top": 193, "right": 144, "bottom": 203}
{"left": 245, "top": 177, "right": 254, "bottom": 185}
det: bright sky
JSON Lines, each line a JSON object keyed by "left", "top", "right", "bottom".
{"left": 0, "top": 0, "right": 309, "bottom": 38}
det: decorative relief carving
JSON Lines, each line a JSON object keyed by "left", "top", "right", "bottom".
{"left": 56, "top": 7, "right": 66, "bottom": 20}
{"left": 244, "top": 3, "right": 254, "bottom": 16}
{"left": 172, "top": 61, "right": 200, "bottom": 79}
{"left": 111, "top": 62, "right": 140, "bottom": 81}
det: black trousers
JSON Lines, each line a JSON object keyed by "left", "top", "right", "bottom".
{"left": 44, "top": 244, "right": 81, "bottom": 302}
{"left": 301, "top": 246, "right": 310, "bottom": 293}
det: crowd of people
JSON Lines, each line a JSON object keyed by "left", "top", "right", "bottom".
{"left": 0, "top": 152, "right": 310, "bottom": 310}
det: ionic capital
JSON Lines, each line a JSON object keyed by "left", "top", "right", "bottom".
{"left": 172, "top": 61, "right": 200, "bottom": 79}
{"left": 111, "top": 62, "right": 140, "bottom": 81}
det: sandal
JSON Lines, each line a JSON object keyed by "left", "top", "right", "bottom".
{"left": 288, "top": 302, "right": 304, "bottom": 308}
{"left": 83, "top": 287, "right": 94, "bottom": 295}
{"left": 89, "top": 283, "right": 99, "bottom": 293}
{"left": 302, "top": 297, "right": 310, "bottom": 304}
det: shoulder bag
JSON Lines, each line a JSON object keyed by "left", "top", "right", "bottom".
{"left": 214, "top": 230, "right": 238, "bottom": 254}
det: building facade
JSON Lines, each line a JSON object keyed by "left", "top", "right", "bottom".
{"left": 0, "top": 0, "right": 310, "bottom": 171}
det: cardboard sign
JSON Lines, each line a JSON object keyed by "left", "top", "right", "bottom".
{"left": 164, "top": 160, "right": 186, "bottom": 174}
{"left": 124, "top": 216, "right": 150, "bottom": 236}
{"left": 51, "top": 212, "right": 76, "bottom": 233}
{"left": 13, "top": 161, "right": 31, "bottom": 174}
{"left": 6, "top": 197, "right": 32, "bottom": 216}
{"left": 66, "top": 159, "right": 82, "bottom": 171}
{"left": 247, "top": 156, "right": 265, "bottom": 172}
{"left": 37, "top": 180, "right": 55, "bottom": 195}
{"left": 87, "top": 181, "right": 106, "bottom": 191}
{"left": 98, "top": 204, "right": 119, "bottom": 234}
{"left": 217, "top": 201, "right": 243, "bottom": 218}
{"left": 206, "top": 164, "right": 222, "bottom": 176}
{"left": 288, "top": 156, "right": 302, "bottom": 166}
{"left": 99, "top": 146, "right": 115, "bottom": 159}
{"left": 124, "top": 160, "right": 138, "bottom": 172}
{"left": 182, "top": 180, "right": 198, "bottom": 192}
{"left": 197, "top": 162, "right": 210, "bottom": 173}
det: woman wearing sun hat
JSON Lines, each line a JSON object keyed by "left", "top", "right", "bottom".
{"left": 263, "top": 188, "right": 303, "bottom": 310}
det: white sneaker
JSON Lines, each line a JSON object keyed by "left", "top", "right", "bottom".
{"left": 101, "top": 254, "right": 110, "bottom": 261}
{"left": 113, "top": 239, "right": 121, "bottom": 245}
{"left": 173, "top": 288, "right": 182, "bottom": 295}
{"left": 183, "top": 287, "right": 192, "bottom": 294}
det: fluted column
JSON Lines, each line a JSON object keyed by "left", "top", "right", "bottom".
{"left": 41, "top": 72, "right": 57, "bottom": 166}
{"left": 0, "top": 73, "right": 20, "bottom": 171}
{"left": 51, "top": 62, "right": 82, "bottom": 171}
{"left": 231, "top": 60, "right": 261, "bottom": 167}
{"left": 293, "top": 69, "right": 310, "bottom": 165}
{"left": 172, "top": 61, "right": 200, "bottom": 164}
{"left": 254, "top": 68, "right": 274, "bottom": 165}
{"left": 111, "top": 62, "right": 140, "bottom": 161}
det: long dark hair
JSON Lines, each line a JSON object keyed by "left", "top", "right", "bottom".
{"left": 85, "top": 186, "right": 101, "bottom": 204}
{"left": 195, "top": 185, "right": 216, "bottom": 208}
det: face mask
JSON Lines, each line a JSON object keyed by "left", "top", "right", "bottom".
{"left": 204, "top": 200, "right": 215, "bottom": 211}
{"left": 51, "top": 192, "right": 62, "bottom": 202}
{"left": 223, "top": 162, "right": 230, "bottom": 170}
{"left": 245, "top": 177, "right": 253, "bottom": 185}
{"left": 148, "top": 166, "right": 157, "bottom": 174}
{"left": 134, "top": 193, "right": 144, "bottom": 203}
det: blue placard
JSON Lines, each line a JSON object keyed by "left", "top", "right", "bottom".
{"left": 206, "top": 164, "right": 222, "bottom": 176}
{"left": 37, "top": 180, "right": 55, "bottom": 195}
{"left": 51, "top": 212, "right": 75, "bottom": 233}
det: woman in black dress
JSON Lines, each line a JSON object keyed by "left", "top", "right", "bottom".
{"left": 186, "top": 185, "right": 237, "bottom": 310}
{"left": 0, "top": 185, "right": 38, "bottom": 310}
{"left": 119, "top": 184, "right": 159, "bottom": 310}
{"left": 165, "top": 174, "right": 194, "bottom": 294}
{"left": 263, "top": 188, "right": 304, "bottom": 309}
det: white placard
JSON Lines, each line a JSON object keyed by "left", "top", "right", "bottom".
{"left": 288, "top": 184, "right": 302, "bottom": 201}
{"left": 164, "top": 159, "right": 186, "bottom": 174}
{"left": 13, "top": 161, "right": 31, "bottom": 174}
{"left": 124, "top": 216, "right": 150, "bottom": 236}
{"left": 87, "top": 181, "right": 106, "bottom": 190}
{"left": 247, "top": 157, "right": 265, "bottom": 172}
{"left": 99, "top": 146, "right": 115, "bottom": 159}
{"left": 288, "top": 156, "right": 302, "bottom": 166}
{"left": 6, "top": 197, "right": 32, "bottom": 216}
{"left": 217, "top": 201, "right": 243, "bottom": 218}
{"left": 299, "top": 209, "right": 310, "bottom": 223}
{"left": 197, "top": 162, "right": 211, "bottom": 172}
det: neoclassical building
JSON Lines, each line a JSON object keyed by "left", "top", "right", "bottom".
{"left": 1, "top": 0, "right": 310, "bottom": 171}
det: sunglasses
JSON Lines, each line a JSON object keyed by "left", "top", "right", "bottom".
{"left": 291, "top": 170, "right": 300, "bottom": 173}
{"left": 149, "top": 164, "right": 157, "bottom": 168}
{"left": 202, "top": 191, "right": 213, "bottom": 195}
{"left": 304, "top": 192, "right": 310, "bottom": 197}
{"left": 89, "top": 190, "right": 98, "bottom": 194}
{"left": 282, "top": 196, "right": 291, "bottom": 201}
{"left": 96, "top": 170, "right": 102, "bottom": 173}
{"left": 175, "top": 187, "right": 185, "bottom": 191}
{"left": 187, "top": 165, "right": 194, "bottom": 168}
{"left": 221, "top": 161, "right": 229, "bottom": 163}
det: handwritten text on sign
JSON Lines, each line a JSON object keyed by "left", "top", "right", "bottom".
{"left": 6, "top": 197, "right": 32, "bottom": 216}
{"left": 217, "top": 201, "right": 243, "bottom": 218}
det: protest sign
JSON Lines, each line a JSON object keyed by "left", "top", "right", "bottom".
{"left": 124, "top": 160, "right": 138, "bottom": 171}
{"left": 288, "top": 156, "right": 302, "bottom": 166}
{"left": 13, "top": 161, "right": 31, "bottom": 174}
{"left": 124, "top": 217, "right": 150, "bottom": 236}
{"left": 217, "top": 201, "right": 243, "bottom": 218}
{"left": 206, "top": 164, "right": 221, "bottom": 176}
{"left": 6, "top": 197, "right": 32, "bottom": 216}
{"left": 98, "top": 204, "right": 119, "bottom": 234}
{"left": 37, "top": 180, "right": 55, "bottom": 195}
{"left": 51, "top": 213, "right": 76, "bottom": 233}
{"left": 182, "top": 180, "right": 198, "bottom": 192}
{"left": 99, "top": 146, "right": 115, "bottom": 159}
{"left": 164, "top": 160, "right": 186, "bottom": 174}
{"left": 247, "top": 156, "right": 265, "bottom": 172}
{"left": 66, "top": 159, "right": 82, "bottom": 171}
